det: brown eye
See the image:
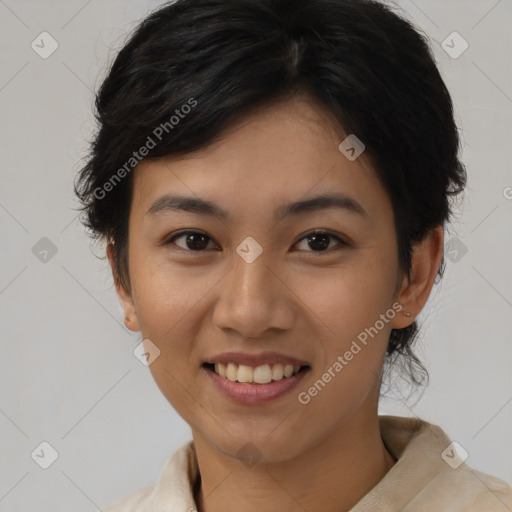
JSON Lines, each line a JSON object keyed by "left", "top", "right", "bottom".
{"left": 163, "top": 229, "right": 348, "bottom": 254}
{"left": 294, "top": 231, "right": 348, "bottom": 253}
{"left": 164, "top": 231, "right": 216, "bottom": 251}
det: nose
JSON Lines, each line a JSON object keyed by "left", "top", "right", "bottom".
{"left": 212, "top": 246, "right": 296, "bottom": 339}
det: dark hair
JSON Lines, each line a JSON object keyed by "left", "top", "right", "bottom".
{"left": 74, "top": 0, "right": 466, "bottom": 398}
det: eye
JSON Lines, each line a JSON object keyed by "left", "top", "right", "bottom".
{"left": 163, "top": 229, "right": 348, "bottom": 253}
{"left": 163, "top": 230, "right": 218, "bottom": 252}
{"left": 294, "top": 230, "right": 349, "bottom": 253}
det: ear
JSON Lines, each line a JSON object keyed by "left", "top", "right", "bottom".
{"left": 107, "top": 241, "right": 140, "bottom": 332}
{"left": 391, "top": 225, "right": 444, "bottom": 329}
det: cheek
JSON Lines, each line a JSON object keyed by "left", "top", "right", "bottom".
{"left": 290, "top": 251, "right": 398, "bottom": 335}
{"left": 129, "top": 260, "right": 212, "bottom": 416}
{"left": 289, "top": 252, "right": 397, "bottom": 395}
{"left": 130, "top": 253, "right": 218, "bottom": 335}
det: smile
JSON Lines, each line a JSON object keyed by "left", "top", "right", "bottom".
{"left": 204, "top": 362, "right": 307, "bottom": 384}
{"left": 202, "top": 363, "right": 310, "bottom": 404}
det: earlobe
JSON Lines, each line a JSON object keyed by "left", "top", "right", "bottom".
{"left": 106, "top": 241, "right": 140, "bottom": 332}
{"left": 391, "top": 225, "right": 444, "bottom": 329}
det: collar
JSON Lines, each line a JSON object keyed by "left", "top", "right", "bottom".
{"left": 145, "top": 415, "right": 512, "bottom": 511}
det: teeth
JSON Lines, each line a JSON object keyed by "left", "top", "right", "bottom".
{"left": 216, "top": 363, "right": 227, "bottom": 378}
{"left": 212, "top": 362, "right": 303, "bottom": 383}
{"left": 271, "top": 364, "right": 284, "bottom": 380}
{"left": 226, "top": 362, "right": 238, "bottom": 382}
{"left": 253, "top": 364, "right": 272, "bottom": 384}
{"left": 238, "top": 364, "right": 255, "bottom": 383}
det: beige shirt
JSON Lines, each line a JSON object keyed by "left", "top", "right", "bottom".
{"left": 104, "top": 415, "right": 512, "bottom": 511}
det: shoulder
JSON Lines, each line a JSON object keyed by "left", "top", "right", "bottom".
{"left": 429, "top": 466, "right": 512, "bottom": 511}
{"left": 376, "top": 415, "right": 512, "bottom": 511}
{"left": 101, "top": 440, "right": 198, "bottom": 511}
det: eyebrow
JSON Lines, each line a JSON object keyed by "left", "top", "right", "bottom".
{"left": 145, "top": 193, "right": 368, "bottom": 221}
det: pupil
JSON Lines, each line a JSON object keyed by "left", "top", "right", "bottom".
{"left": 187, "top": 233, "right": 208, "bottom": 250}
{"left": 309, "top": 233, "right": 329, "bottom": 251}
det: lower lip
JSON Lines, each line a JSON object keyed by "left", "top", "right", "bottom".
{"left": 202, "top": 365, "right": 310, "bottom": 405}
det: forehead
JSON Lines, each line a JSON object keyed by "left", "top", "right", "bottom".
{"left": 130, "top": 96, "right": 390, "bottom": 222}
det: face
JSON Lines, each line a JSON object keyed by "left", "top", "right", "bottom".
{"left": 114, "top": 95, "right": 409, "bottom": 463}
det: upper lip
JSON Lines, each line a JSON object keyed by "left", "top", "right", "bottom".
{"left": 204, "top": 351, "right": 310, "bottom": 368}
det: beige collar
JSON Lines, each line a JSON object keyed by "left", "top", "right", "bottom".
{"left": 144, "top": 415, "right": 512, "bottom": 511}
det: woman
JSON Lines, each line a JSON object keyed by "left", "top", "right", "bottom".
{"left": 74, "top": 0, "right": 512, "bottom": 510}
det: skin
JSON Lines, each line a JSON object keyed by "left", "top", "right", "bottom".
{"left": 108, "top": 95, "right": 443, "bottom": 512}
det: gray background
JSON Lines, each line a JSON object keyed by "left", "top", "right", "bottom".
{"left": 0, "top": 0, "right": 511, "bottom": 509}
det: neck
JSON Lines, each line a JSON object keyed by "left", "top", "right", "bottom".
{"left": 192, "top": 412, "right": 396, "bottom": 512}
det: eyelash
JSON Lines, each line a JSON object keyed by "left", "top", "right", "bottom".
{"left": 162, "top": 229, "right": 349, "bottom": 255}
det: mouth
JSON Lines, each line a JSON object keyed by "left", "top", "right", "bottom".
{"left": 202, "top": 361, "right": 311, "bottom": 404}
{"left": 202, "top": 362, "right": 310, "bottom": 384}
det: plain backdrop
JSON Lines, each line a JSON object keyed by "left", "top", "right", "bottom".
{"left": 1, "top": 0, "right": 511, "bottom": 509}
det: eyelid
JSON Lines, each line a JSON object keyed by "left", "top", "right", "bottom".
{"left": 294, "top": 229, "right": 350, "bottom": 248}
{"left": 162, "top": 229, "right": 219, "bottom": 250}
{"left": 163, "top": 229, "right": 350, "bottom": 252}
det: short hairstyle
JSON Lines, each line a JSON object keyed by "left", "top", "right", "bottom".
{"left": 74, "top": 0, "right": 467, "bottom": 397}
